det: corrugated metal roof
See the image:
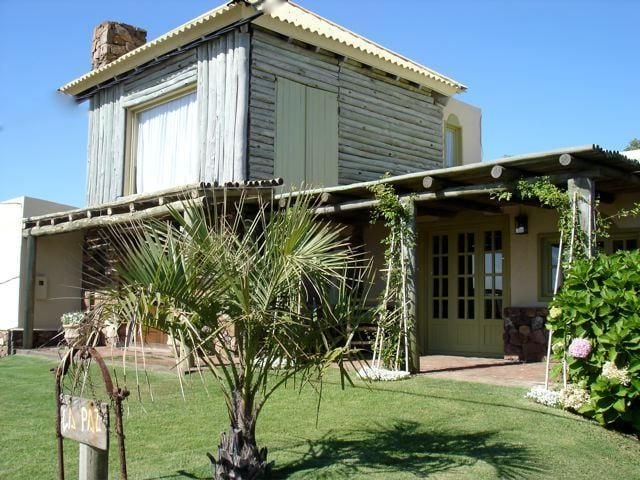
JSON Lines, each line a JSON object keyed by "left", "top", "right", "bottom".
{"left": 60, "top": 1, "right": 466, "bottom": 97}
{"left": 277, "top": 144, "right": 640, "bottom": 202}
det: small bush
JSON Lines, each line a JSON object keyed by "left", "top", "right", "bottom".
{"left": 547, "top": 250, "right": 640, "bottom": 433}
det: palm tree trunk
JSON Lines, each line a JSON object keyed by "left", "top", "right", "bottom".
{"left": 208, "top": 387, "right": 270, "bottom": 480}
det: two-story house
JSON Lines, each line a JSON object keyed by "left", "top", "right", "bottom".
{"left": 9, "top": 0, "right": 640, "bottom": 364}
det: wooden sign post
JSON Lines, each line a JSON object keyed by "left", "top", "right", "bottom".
{"left": 60, "top": 395, "right": 109, "bottom": 479}
{"left": 55, "top": 347, "right": 130, "bottom": 480}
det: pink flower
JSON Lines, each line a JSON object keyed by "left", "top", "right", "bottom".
{"left": 568, "top": 338, "right": 592, "bottom": 359}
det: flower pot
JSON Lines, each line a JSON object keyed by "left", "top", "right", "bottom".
{"left": 63, "top": 324, "right": 86, "bottom": 347}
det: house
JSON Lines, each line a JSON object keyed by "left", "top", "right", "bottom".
{"left": 9, "top": 0, "right": 640, "bottom": 365}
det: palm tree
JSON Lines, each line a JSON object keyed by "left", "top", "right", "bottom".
{"left": 95, "top": 195, "right": 370, "bottom": 479}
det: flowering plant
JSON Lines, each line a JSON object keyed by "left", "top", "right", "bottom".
{"left": 560, "top": 384, "right": 590, "bottom": 411}
{"left": 546, "top": 251, "right": 640, "bottom": 433}
{"left": 568, "top": 338, "right": 592, "bottom": 359}
{"left": 60, "top": 311, "right": 85, "bottom": 326}
{"left": 548, "top": 306, "right": 562, "bottom": 319}
{"left": 525, "top": 385, "right": 561, "bottom": 408}
{"left": 357, "top": 366, "right": 410, "bottom": 382}
{"left": 601, "top": 361, "right": 631, "bottom": 386}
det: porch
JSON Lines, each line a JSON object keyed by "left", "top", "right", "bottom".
{"left": 16, "top": 144, "right": 640, "bottom": 364}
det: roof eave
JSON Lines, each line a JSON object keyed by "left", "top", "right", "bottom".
{"left": 59, "top": 2, "right": 465, "bottom": 98}
{"left": 59, "top": 3, "right": 253, "bottom": 97}
{"left": 253, "top": 15, "right": 464, "bottom": 96}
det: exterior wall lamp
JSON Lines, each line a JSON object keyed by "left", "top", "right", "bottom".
{"left": 515, "top": 214, "right": 528, "bottom": 235}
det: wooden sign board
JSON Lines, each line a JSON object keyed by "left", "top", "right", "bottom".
{"left": 60, "top": 395, "right": 109, "bottom": 451}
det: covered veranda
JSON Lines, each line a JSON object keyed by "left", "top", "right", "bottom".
{"left": 18, "top": 144, "right": 640, "bottom": 370}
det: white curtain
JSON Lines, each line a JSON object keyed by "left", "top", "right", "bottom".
{"left": 135, "top": 92, "right": 199, "bottom": 194}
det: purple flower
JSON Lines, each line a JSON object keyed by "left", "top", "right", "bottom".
{"left": 568, "top": 338, "right": 592, "bottom": 359}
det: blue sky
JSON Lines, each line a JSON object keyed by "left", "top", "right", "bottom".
{"left": 1, "top": 0, "right": 638, "bottom": 207}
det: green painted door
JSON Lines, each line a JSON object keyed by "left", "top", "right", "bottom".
{"left": 425, "top": 224, "right": 508, "bottom": 356}
{"left": 275, "top": 77, "right": 338, "bottom": 189}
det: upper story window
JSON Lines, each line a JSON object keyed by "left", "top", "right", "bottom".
{"left": 275, "top": 77, "right": 338, "bottom": 189}
{"left": 125, "top": 89, "right": 199, "bottom": 195}
{"left": 444, "top": 114, "right": 462, "bottom": 167}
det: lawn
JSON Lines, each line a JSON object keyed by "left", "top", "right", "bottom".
{"left": 0, "top": 355, "right": 638, "bottom": 479}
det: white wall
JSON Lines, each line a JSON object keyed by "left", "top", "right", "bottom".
{"left": 0, "top": 197, "right": 80, "bottom": 331}
{"left": 0, "top": 198, "right": 26, "bottom": 330}
{"left": 442, "top": 97, "right": 482, "bottom": 165}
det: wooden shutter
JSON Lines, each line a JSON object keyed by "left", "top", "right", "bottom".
{"left": 275, "top": 77, "right": 338, "bottom": 189}
{"left": 275, "top": 78, "right": 306, "bottom": 188}
{"left": 306, "top": 87, "right": 338, "bottom": 188}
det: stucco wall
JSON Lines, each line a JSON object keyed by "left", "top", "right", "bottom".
{"left": 442, "top": 97, "right": 482, "bottom": 165}
{"left": 33, "top": 232, "right": 84, "bottom": 330}
{"left": 505, "top": 206, "right": 558, "bottom": 307}
{"left": 361, "top": 222, "right": 387, "bottom": 300}
{"left": 506, "top": 192, "right": 640, "bottom": 307}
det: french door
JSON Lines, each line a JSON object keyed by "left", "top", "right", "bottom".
{"left": 425, "top": 225, "right": 508, "bottom": 356}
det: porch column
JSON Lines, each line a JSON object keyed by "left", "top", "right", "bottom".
{"left": 401, "top": 199, "right": 420, "bottom": 373}
{"left": 567, "top": 176, "right": 595, "bottom": 257}
{"left": 22, "top": 234, "right": 37, "bottom": 349}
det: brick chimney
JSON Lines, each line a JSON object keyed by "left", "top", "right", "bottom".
{"left": 91, "top": 21, "right": 147, "bottom": 70}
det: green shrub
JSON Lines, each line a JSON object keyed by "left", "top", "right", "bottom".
{"left": 548, "top": 250, "right": 640, "bottom": 433}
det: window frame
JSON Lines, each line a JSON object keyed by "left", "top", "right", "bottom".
{"left": 539, "top": 229, "right": 640, "bottom": 301}
{"left": 538, "top": 234, "right": 561, "bottom": 301}
{"left": 123, "top": 84, "right": 198, "bottom": 196}
{"left": 444, "top": 114, "right": 462, "bottom": 167}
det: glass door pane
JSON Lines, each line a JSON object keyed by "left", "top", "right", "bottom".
{"left": 456, "top": 233, "right": 475, "bottom": 320}
{"left": 483, "top": 230, "right": 503, "bottom": 320}
{"left": 432, "top": 234, "right": 449, "bottom": 320}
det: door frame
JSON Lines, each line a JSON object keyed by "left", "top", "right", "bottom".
{"left": 417, "top": 215, "right": 510, "bottom": 356}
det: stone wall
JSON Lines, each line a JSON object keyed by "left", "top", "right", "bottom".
{"left": 92, "top": 21, "right": 146, "bottom": 69}
{"left": 503, "top": 307, "right": 548, "bottom": 362}
{"left": 0, "top": 329, "right": 61, "bottom": 356}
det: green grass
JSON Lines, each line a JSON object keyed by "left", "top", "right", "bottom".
{"left": 0, "top": 356, "right": 638, "bottom": 479}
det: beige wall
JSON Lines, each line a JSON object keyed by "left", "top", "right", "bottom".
{"left": 33, "top": 232, "right": 84, "bottom": 330}
{"left": 506, "top": 191, "right": 640, "bottom": 307}
{"left": 361, "top": 222, "right": 388, "bottom": 300}
{"left": 504, "top": 206, "right": 558, "bottom": 307}
{"left": 442, "top": 97, "right": 482, "bottom": 165}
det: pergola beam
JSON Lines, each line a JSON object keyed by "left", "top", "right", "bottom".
{"left": 490, "top": 165, "right": 528, "bottom": 181}
{"left": 24, "top": 198, "right": 207, "bottom": 237}
{"left": 314, "top": 183, "right": 508, "bottom": 215}
{"left": 560, "top": 154, "right": 640, "bottom": 187}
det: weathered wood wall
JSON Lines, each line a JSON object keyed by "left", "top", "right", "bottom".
{"left": 248, "top": 28, "right": 444, "bottom": 184}
{"left": 86, "top": 31, "right": 249, "bottom": 206}
{"left": 86, "top": 26, "right": 444, "bottom": 205}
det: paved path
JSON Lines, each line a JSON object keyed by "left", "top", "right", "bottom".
{"left": 17, "top": 348, "right": 547, "bottom": 388}
{"left": 419, "top": 355, "right": 547, "bottom": 388}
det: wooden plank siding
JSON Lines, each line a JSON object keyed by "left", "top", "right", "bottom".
{"left": 248, "top": 28, "right": 444, "bottom": 185}
{"left": 86, "top": 31, "right": 249, "bottom": 206}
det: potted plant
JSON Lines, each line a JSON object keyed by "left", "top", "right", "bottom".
{"left": 60, "top": 311, "right": 86, "bottom": 346}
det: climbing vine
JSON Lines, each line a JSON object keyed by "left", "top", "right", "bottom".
{"left": 368, "top": 179, "right": 415, "bottom": 372}
{"left": 496, "top": 176, "right": 640, "bottom": 395}
{"left": 495, "top": 177, "right": 640, "bottom": 263}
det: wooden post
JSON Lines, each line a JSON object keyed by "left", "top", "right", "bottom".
{"left": 567, "top": 177, "right": 595, "bottom": 257}
{"left": 79, "top": 443, "right": 108, "bottom": 480}
{"left": 401, "top": 199, "right": 420, "bottom": 373}
{"left": 23, "top": 234, "right": 37, "bottom": 349}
